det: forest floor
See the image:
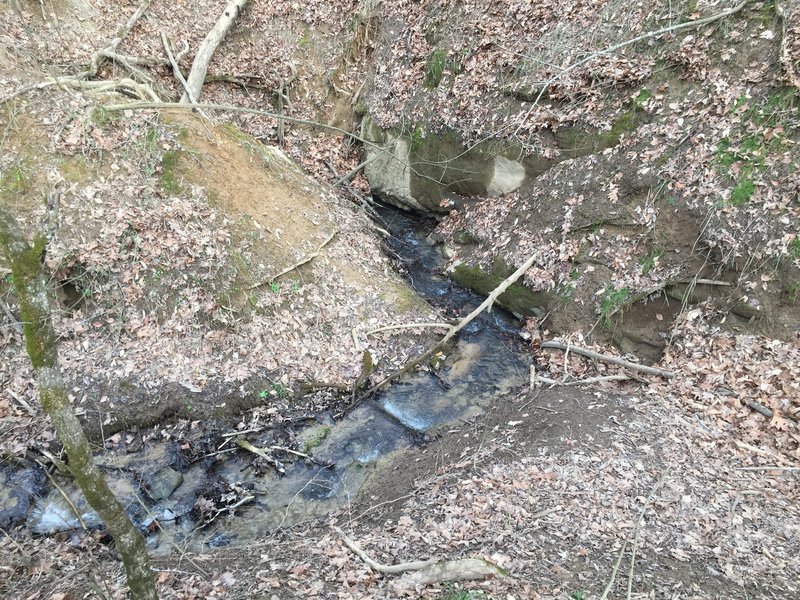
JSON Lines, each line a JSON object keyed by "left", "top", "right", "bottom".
{"left": 0, "top": 0, "right": 799, "bottom": 599}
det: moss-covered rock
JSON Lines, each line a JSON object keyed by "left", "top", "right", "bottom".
{"left": 451, "top": 260, "right": 550, "bottom": 317}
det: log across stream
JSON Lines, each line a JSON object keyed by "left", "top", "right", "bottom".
{"left": 7, "top": 204, "right": 532, "bottom": 552}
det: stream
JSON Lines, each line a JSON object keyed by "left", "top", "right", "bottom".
{"left": 0, "top": 204, "right": 531, "bottom": 552}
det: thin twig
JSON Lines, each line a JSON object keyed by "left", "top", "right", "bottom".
{"left": 534, "top": 373, "right": 633, "bottom": 387}
{"left": 351, "top": 492, "right": 417, "bottom": 522}
{"left": 627, "top": 476, "right": 667, "bottom": 598}
{"left": 334, "top": 154, "right": 379, "bottom": 187}
{"left": 161, "top": 32, "right": 201, "bottom": 111}
{"left": 599, "top": 541, "right": 628, "bottom": 600}
{"left": 38, "top": 462, "right": 88, "bottom": 531}
{"left": 101, "top": 101, "right": 457, "bottom": 188}
{"left": 7, "top": 389, "right": 37, "bottom": 416}
{"left": 247, "top": 229, "right": 338, "bottom": 289}
{"left": 735, "top": 466, "right": 800, "bottom": 472}
{"left": 104, "top": 101, "right": 383, "bottom": 148}
{"left": 0, "top": 298, "right": 23, "bottom": 333}
{"left": 514, "top": 0, "right": 753, "bottom": 134}
{"left": 270, "top": 445, "right": 312, "bottom": 460}
{"left": 220, "top": 427, "right": 266, "bottom": 438}
{"left": 1, "top": 526, "right": 25, "bottom": 553}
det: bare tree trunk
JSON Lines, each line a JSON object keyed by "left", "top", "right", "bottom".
{"left": 181, "top": 0, "right": 250, "bottom": 104}
{"left": 0, "top": 206, "right": 157, "bottom": 600}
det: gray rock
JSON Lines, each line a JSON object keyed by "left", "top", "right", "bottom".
{"left": 144, "top": 466, "right": 184, "bottom": 501}
{"left": 0, "top": 466, "right": 46, "bottom": 528}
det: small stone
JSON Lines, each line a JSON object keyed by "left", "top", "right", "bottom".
{"left": 144, "top": 466, "right": 184, "bottom": 501}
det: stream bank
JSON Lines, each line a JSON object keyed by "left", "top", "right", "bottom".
{"left": 1, "top": 204, "right": 532, "bottom": 552}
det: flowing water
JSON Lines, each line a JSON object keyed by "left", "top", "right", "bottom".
{"left": 8, "top": 204, "right": 530, "bottom": 552}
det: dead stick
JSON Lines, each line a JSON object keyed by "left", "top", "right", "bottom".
{"left": 599, "top": 541, "right": 628, "bottom": 600}
{"left": 540, "top": 341, "right": 675, "bottom": 379}
{"left": 352, "top": 248, "right": 542, "bottom": 407}
{"left": 37, "top": 462, "right": 88, "bottom": 531}
{"left": 735, "top": 466, "right": 800, "bottom": 472}
{"left": 7, "top": 389, "right": 37, "bottom": 416}
{"left": 627, "top": 476, "right": 666, "bottom": 598}
{"left": 534, "top": 373, "right": 633, "bottom": 386}
{"left": 161, "top": 32, "right": 199, "bottom": 107}
{"left": 247, "top": 229, "right": 337, "bottom": 289}
{"left": 0, "top": 297, "right": 22, "bottom": 333}
{"left": 85, "top": 0, "right": 153, "bottom": 79}
{"left": 181, "top": 0, "right": 250, "bottom": 103}
{"left": 514, "top": 0, "right": 753, "bottom": 135}
{"left": 101, "top": 102, "right": 448, "bottom": 186}
{"left": 334, "top": 154, "right": 379, "bottom": 187}
{"left": 366, "top": 322, "right": 453, "bottom": 336}
{"left": 333, "top": 526, "right": 436, "bottom": 573}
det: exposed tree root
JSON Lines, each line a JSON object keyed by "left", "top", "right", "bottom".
{"left": 247, "top": 229, "right": 338, "bottom": 289}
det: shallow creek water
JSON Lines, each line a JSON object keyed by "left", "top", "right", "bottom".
{"left": 6, "top": 205, "right": 530, "bottom": 552}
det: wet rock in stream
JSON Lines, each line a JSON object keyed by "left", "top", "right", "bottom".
{"left": 0, "top": 464, "right": 46, "bottom": 528}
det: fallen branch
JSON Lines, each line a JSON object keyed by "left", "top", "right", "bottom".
{"left": 401, "top": 559, "right": 507, "bottom": 586}
{"left": 735, "top": 466, "right": 800, "bottom": 472}
{"left": 366, "top": 322, "right": 454, "bottom": 336}
{"left": 532, "top": 370, "right": 633, "bottom": 387}
{"left": 334, "top": 526, "right": 436, "bottom": 574}
{"left": 351, "top": 246, "right": 544, "bottom": 408}
{"left": 181, "top": 0, "right": 250, "bottom": 103}
{"left": 247, "top": 229, "right": 338, "bottom": 289}
{"left": 333, "top": 526, "right": 506, "bottom": 585}
{"left": 540, "top": 341, "right": 675, "bottom": 379}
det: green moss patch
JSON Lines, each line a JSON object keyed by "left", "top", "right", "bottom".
{"left": 451, "top": 260, "right": 549, "bottom": 317}
{"left": 159, "top": 150, "right": 183, "bottom": 196}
